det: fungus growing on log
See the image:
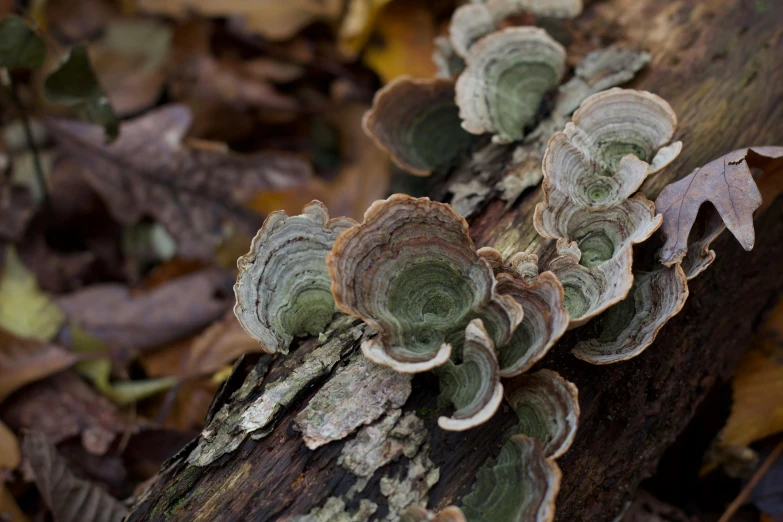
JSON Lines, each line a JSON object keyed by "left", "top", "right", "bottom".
{"left": 505, "top": 369, "right": 579, "bottom": 459}
{"left": 404, "top": 505, "right": 467, "bottom": 522}
{"left": 436, "top": 319, "right": 504, "bottom": 431}
{"left": 455, "top": 27, "right": 567, "bottom": 143}
{"left": 327, "top": 194, "right": 523, "bottom": 373}
{"left": 461, "top": 434, "right": 561, "bottom": 522}
{"left": 572, "top": 265, "right": 689, "bottom": 364}
{"left": 363, "top": 77, "right": 475, "bottom": 176}
{"left": 449, "top": 0, "right": 583, "bottom": 58}
{"left": 234, "top": 201, "right": 356, "bottom": 354}
{"left": 478, "top": 249, "right": 568, "bottom": 376}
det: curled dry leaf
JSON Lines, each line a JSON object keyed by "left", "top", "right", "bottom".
{"left": 656, "top": 146, "right": 783, "bottom": 275}
{"left": 57, "top": 269, "right": 233, "bottom": 355}
{"left": 23, "top": 431, "right": 128, "bottom": 522}
{"left": 48, "top": 104, "right": 312, "bottom": 260}
{"left": 0, "top": 183, "right": 36, "bottom": 242}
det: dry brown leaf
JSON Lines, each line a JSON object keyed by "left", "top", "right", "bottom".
{"left": 362, "top": 0, "right": 438, "bottom": 83}
{"left": 137, "top": 0, "right": 343, "bottom": 41}
{"left": 2, "top": 372, "right": 128, "bottom": 456}
{"left": 0, "top": 184, "right": 35, "bottom": 241}
{"left": 23, "top": 431, "right": 128, "bottom": 522}
{"left": 0, "top": 485, "right": 28, "bottom": 522}
{"left": 338, "top": 0, "right": 394, "bottom": 58}
{"left": 249, "top": 103, "right": 390, "bottom": 221}
{"left": 0, "top": 420, "right": 20, "bottom": 476}
{"left": 48, "top": 105, "right": 312, "bottom": 260}
{"left": 57, "top": 269, "right": 233, "bottom": 356}
{"left": 656, "top": 146, "right": 783, "bottom": 267}
{"left": 182, "top": 311, "right": 263, "bottom": 379}
{"left": 0, "top": 327, "right": 76, "bottom": 404}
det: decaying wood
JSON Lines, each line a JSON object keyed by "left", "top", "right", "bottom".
{"left": 126, "top": 0, "right": 783, "bottom": 521}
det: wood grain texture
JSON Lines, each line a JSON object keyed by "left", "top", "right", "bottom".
{"left": 126, "top": 0, "right": 783, "bottom": 520}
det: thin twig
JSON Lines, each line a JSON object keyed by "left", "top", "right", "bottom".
{"left": 8, "top": 75, "right": 52, "bottom": 216}
{"left": 718, "top": 438, "right": 783, "bottom": 522}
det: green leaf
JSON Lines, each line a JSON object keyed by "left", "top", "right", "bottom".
{"left": 0, "top": 247, "right": 65, "bottom": 341}
{"left": 71, "top": 325, "right": 177, "bottom": 405}
{"left": 44, "top": 45, "right": 119, "bottom": 140}
{"left": 0, "top": 15, "right": 46, "bottom": 71}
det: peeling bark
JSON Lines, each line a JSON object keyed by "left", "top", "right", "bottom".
{"left": 126, "top": 1, "right": 783, "bottom": 521}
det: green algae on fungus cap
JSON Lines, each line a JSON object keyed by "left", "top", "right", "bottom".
{"left": 449, "top": 0, "right": 583, "bottom": 58}
{"left": 234, "top": 201, "right": 357, "bottom": 354}
{"left": 327, "top": 195, "right": 523, "bottom": 373}
{"left": 506, "top": 369, "right": 579, "bottom": 459}
{"left": 403, "top": 506, "right": 466, "bottom": 522}
{"left": 534, "top": 191, "right": 663, "bottom": 269}
{"left": 477, "top": 249, "right": 568, "bottom": 377}
{"left": 548, "top": 239, "right": 635, "bottom": 329}
{"left": 567, "top": 88, "right": 682, "bottom": 177}
{"left": 461, "top": 434, "right": 561, "bottom": 522}
{"left": 436, "top": 319, "right": 504, "bottom": 431}
{"left": 455, "top": 27, "right": 566, "bottom": 144}
{"left": 362, "top": 76, "right": 475, "bottom": 176}
{"left": 572, "top": 264, "right": 689, "bottom": 364}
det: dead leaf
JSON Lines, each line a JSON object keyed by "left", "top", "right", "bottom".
{"left": 137, "top": 0, "right": 343, "bottom": 41}
{"left": 0, "top": 327, "right": 76, "bottom": 403}
{"left": 0, "top": 247, "right": 66, "bottom": 341}
{"left": 23, "top": 431, "right": 128, "bottom": 522}
{"left": 182, "top": 311, "right": 263, "bottom": 379}
{"left": 45, "top": 0, "right": 118, "bottom": 41}
{"left": 362, "top": 0, "right": 438, "bottom": 83}
{"left": 621, "top": 490, "right": 696, "bottom": 522}
{"left": 57, "top": 269, "right": 233, "bottom": 356}
{"left": 2, "top": 371, "right": 128, "bottom": 456}
{"left": 0, "top": 420, "right": 20, "bottom": 476}
{"left": 719, "top": 298, "right": 783, "bottom": 449}
{"left": 338, "top": 0, "right": 394, "bottom": 58}
{"left": 48, "top": 104, "right": 312, "bottom": 259}
{"left": 0, "top": 183, "right": 35, "bottom": 241}
{"left": 0, "top": 485, "right": 28, "bottom": 522}
{"left": 249, "top": 103, "right": 390, "bottom": 220}
{"left": 656, "top": 146, "right": 783, "bottom": 267}
{"left": 89, "top": 18, "right": 172, "bottom": 116}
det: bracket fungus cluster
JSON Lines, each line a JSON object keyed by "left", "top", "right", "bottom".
{"left": 234, "top": 201, "right": 356, "bottom": 354}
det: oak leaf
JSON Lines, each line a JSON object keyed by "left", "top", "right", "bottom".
{"left": 656, "top": 146, "right": 783, "bottom": 268}
{"left": 23, "top": 431, "right": 127, "bottom": 522}
{"left": 48, "top": 105, "right": 312, "bottom": 259}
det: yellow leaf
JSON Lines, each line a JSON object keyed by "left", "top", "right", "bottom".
{"left": 0, "top": 247, "right": 65, "bottom": 341}
{"left": 720, "top": 299, "right": 783, "bottom": 448}
{"left": 338, "top": 0, "right": 394, "bottom": 58}
{"left": 362, "top": 0, "right": 438, "bottom": 83}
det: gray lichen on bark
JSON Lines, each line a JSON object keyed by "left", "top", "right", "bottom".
{"left": 295, "top": 352, "right": 413, "bottom": 450}
{"left": 292, "top": 497, "right": 379, "bottom": 522}
{"left": 187, "top": 316, "right": 365, "bottom": 466}
{"left": 379, "top": 444, "right": 440, "bottom": 521}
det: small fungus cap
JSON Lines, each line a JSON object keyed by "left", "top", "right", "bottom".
{"left": 456, "top": 27, "right": 566, "bottom": 143}
{"left": 234, "top": 201, "right": 357, "bottom": 354}
{"left": 436, "top": 319, "right": 504, "bottom": 431}
{"left": 362, "top": 76, "right": 475, "bottom": 176}
{"left": 327, "top": 195, "right": 523, "bottom": 373}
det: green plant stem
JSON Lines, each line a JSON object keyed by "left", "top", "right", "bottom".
{"left": 8, "top": 75, "right": 52, "bottom": 216}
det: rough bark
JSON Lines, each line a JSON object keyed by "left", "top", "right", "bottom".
{"left": 126, "top": 0, "right": 783, "bottom": 521}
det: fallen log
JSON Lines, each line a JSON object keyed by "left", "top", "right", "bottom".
{"left": 126, "top": 0, "right": 783, "bottom": 520}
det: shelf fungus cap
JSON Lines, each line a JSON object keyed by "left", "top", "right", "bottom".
{"left": 456, "top": 27, "right": 566, "bottom": 143}
{"left": 449, "top": 0, "right": 583, "bottom": 58}
{"left": 506, "top": 370, "right": 579, "bottom": 459}
{"left": 572, "top": 265, "right": 689, "bottom": 364}
{"left": 534, "top": 191, "right": 663, "bottom": 269}
{"left": 478, "top": 249, "right": 569, "bottom": 377}
{"left": 327, "top": 195, "right": 523, "bottom": 373}
{"left": 363, "top": 76, "right": 475, "bottom": 176}
{"left": 436, "top": 319, "right": 504, "bottom": 431}
{"left": 567, "top": 88, "right": 680, "bottom": 174}
{"left": 234, "top": 201, "right": 357, "bottom": 354}
{"left": 549, "top": 240, "right": 635, "bottom": 329}
{"left": 461, "top": 434, "right": 561, "bottom": 522}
